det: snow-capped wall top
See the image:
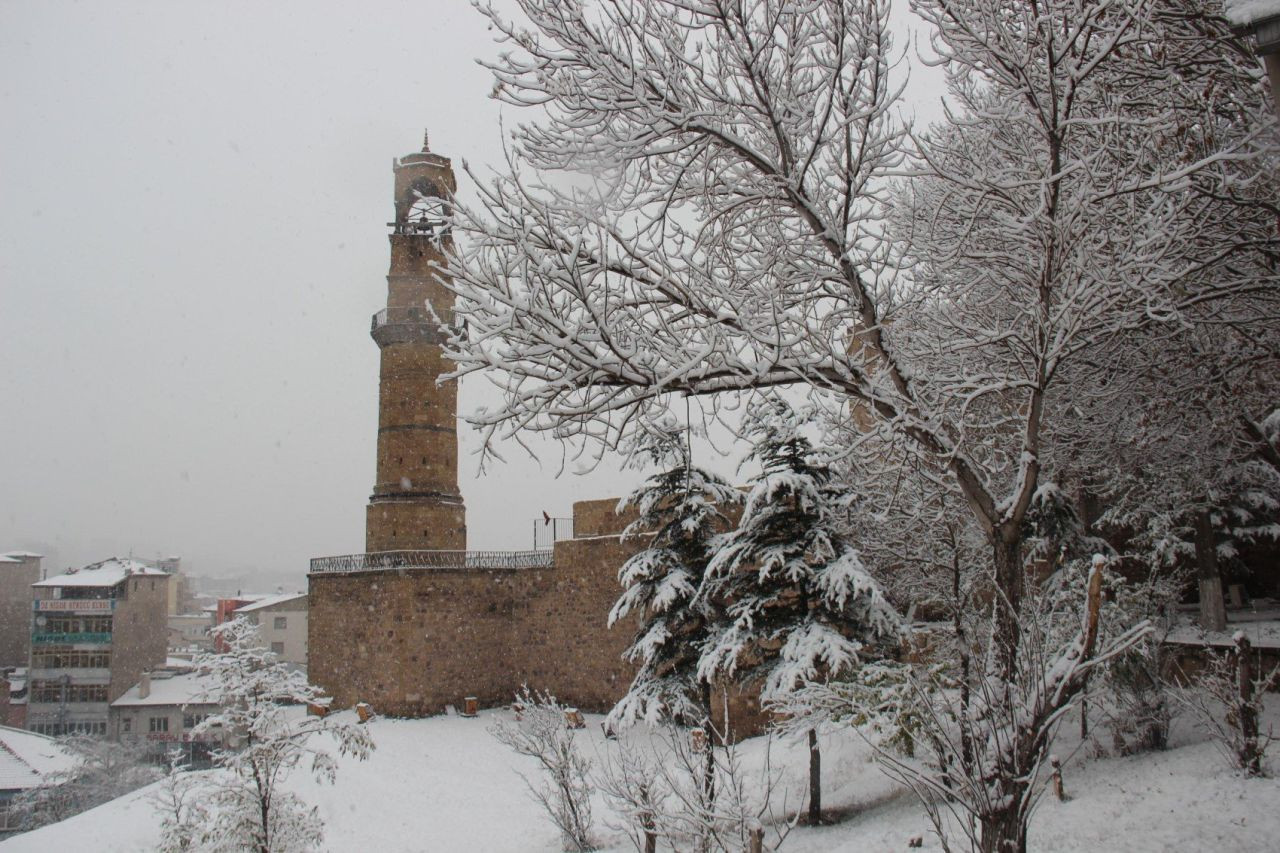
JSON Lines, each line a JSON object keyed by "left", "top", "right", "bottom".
{"left": 1224, "top": 0, "right": 1280, "bottom": 26}
{"left": 33, "top": 557, "right": 169, "bottom": 588}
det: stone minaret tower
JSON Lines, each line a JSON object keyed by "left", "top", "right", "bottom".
{"left": 365, "top": 133, "right": 466, "bottom": 552}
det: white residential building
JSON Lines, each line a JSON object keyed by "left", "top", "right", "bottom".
{"left": 233, "top": 593, "right": 307, "bottom": 667}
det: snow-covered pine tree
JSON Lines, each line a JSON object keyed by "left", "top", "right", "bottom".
{"left": 607, "top": 418, "right": 742, "bottom": 730}
{"left": 698, "top": 398, "right": 899, "bottom": 824}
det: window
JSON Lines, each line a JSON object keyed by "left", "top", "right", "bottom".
{"left": 149, "top": 716, "right": 169, "bottom": 733}
{"left": 273, "top": 616, "right": 287, "bottom": 630}
{"left": 271, "top": 641, "right": 285, "bottom": 655}
{"left": 30, "top": 681, "right": 109, "bottom": 703}
{"left": 183, "top": 713, "right": 206, "bottom": 729}
{"left": 122, "top": 717, "right": 132, "bottom": 733}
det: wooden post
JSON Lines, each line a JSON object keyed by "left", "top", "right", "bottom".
{"left": 747, "top": 824, "right": 764, "bottom": 853}
{"left": 1050, "top": 755, "right": 1066, "bottom": 801}
{"left": 564, "top": 708, "right": 585, "bottom": 729}
{"left": 1236, "top": 633, "right": 1260, "bottom": 776}
{"left": 462, "top": 696, "right": 478, "bottom": 717}
{"left": 690, "top": 727, "right": 708, "bottom": 754}
{"left": 807, "top": 728, "right": 821, "bottom": 826}
{"left": 356, "top": 702, "right": 373, "bottom": 723}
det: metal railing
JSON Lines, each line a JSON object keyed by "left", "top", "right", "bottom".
{"left": 309, "top": 549, "right": 554, "bottom": 575}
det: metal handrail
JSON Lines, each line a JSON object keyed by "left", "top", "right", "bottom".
{"left": 309, "top": 549, "right": 554, "bottom": 575}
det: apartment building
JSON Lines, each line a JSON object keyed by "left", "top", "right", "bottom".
{"left": 234, "top": 592, "right": 307, "bottom": 666}
{"left": 0, "top": 553, "right": 42, "bottom": 669}
{"left": 27, "top": 559, "right": 169, "bottom": 737}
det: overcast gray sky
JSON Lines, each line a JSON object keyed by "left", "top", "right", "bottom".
{"left": 0, "top": 0, "right": 943, "bottom": 585}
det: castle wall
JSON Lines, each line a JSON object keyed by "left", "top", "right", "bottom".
{"left": 310, "top": 499, "right": 638, "bottom": 717}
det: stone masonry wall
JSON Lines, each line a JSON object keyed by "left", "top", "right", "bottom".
{"left": 311, "top": 498, "right": 638, "bottom": 717}
{"left": 0, "top": 557, "right": 40, "bottom": 668}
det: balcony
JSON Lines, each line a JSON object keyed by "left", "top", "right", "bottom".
{"left": 370, "top": 306, "right": 449, "bottom": 347}
{"left": 309, "top": 549, "right": 554, "bottom": 575}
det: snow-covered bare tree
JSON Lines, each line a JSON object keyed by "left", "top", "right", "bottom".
{"left": 698, "top": 397, "right": 899, "bottom": 825}
{"left": 491, "top": 687, "right": 595, "bottom": 852}
{"left": 606, "top": 417, "right": 743, "bottom": 730}
{"left": 151, "top": 752, "right": 210, "bottom": 853}
{"left": 442, "top": 2, "right": 1275, "bottom": 849}
{"left": 190, "top": 617, "right": 374, "bottom": 853}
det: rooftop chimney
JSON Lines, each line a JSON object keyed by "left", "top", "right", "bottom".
{"left": 138, "top": 672, "right": 151, "bottom": 700}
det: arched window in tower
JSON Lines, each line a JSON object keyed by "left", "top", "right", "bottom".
{"left": 404, "top": 190, "right": 451, "bottom": 237}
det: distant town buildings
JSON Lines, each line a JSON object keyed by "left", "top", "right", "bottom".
{"left": 233, "top": 593, "right": 307, "bottom": 666}
{"left": 0, "top": 553, "right": 42, "bottom": 669}
{"left": 167, "top": 613, "right": 213, "bottom": 652}
{"left": 27, "top": 559, "right": 169, "bottom": 737}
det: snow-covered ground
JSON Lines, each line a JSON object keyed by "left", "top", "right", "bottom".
{"left": 3, "top": 705, "right": 1277, "bottom": 852}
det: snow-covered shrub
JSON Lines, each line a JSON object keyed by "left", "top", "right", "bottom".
{"left": 769, "top": 661, "right": 940, "bottom": 760}
{"left": 1179, "top": 634, "right": 1279, "bottom": 777}
{"left": 875, "top": 558, "right": 1149, "bottom": 853}
{"left": 14, "top": 734, "right": 161, "bottom": 830}
{"left": 491, "top": 687, "right": 595, "bottom": 851}
{"left": 595, "top": 724, "right": 793, "bottom": 853}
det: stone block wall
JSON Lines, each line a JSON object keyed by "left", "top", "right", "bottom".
{"left": 0, "top": 557, "right": 39, "bottom": 668}
{"left": 311, "top": 498, "right": 640, "bottom": 717}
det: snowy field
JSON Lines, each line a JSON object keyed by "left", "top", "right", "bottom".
{"left": 4, "top": 705, "right": 1277, "bottom": 852}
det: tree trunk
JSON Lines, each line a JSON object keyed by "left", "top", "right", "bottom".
{"left": 700, "top": 680, "right": 715, "bottom": 806}
{"left": 1236, "top": 634, "right": 1261, "bottom": 776}
{"left": 991, "top": 532, "right": 1024, "bottom": 680}
{"left": 1194, "top": 510, "right": 1227, "bottom": 632}
{"left": 807, "top": 728, "right": 821, "bottom": 826}
{"left": 980, "top": 805, "right": 1028, "bottom": 853}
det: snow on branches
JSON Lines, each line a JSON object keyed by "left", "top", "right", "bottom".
{"left": 608, "top": 419, "right": 742, "bottom": 728}
{"left": 181, "top": 617, "right": 375, "bottom": 853}
{"left": 698, "top": 399, "right": 900, "bottom": 702}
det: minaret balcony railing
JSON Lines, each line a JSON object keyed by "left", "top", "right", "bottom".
{"left": 309, "top": 549, "right": 554, "bottom": 575}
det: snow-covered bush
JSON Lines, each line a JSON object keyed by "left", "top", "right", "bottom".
{"left": 1179, "top": 634, "right": 1279, "bottom": 777}
{"left": 491, "top": 687, "right": 595, "bottom": 852}
{"left": 875, "top": 558, "right": 1149, "bottom": 853}
{"left": 595, "top": 724, "right": 794, "bottom": 853}
{"left": 14, "top": 734, "right": 161, "bottom": 830}
{"left": 769, "top": 661, "right": 940, "bottom": 761}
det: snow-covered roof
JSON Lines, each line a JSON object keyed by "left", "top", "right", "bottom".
{"left": 1224, "top": 0, "right": 1280, "bottom": 26}
{"left": 0, "top": 556, "right": 20, "bottom": 564}
{"left": 110, "top": 671, "right": 217, "bottom": 708}
{"left": 233, "top": 592, "right": 307, "bottom": 614}
{"left": 2, "top": 551, "right": 44, "bottom": 559}
{"left": 33, "top": 557, "right": 170, "bottom": 588}
{"left": 0, "top": 726, "right": 75, "bottom": 791}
